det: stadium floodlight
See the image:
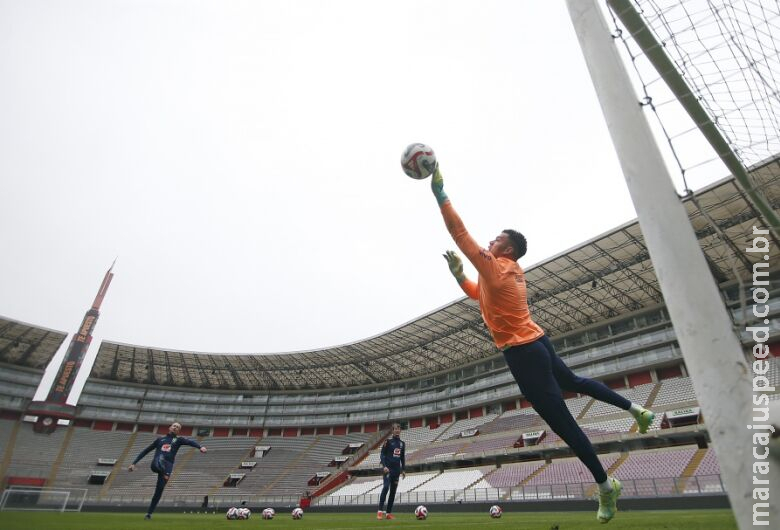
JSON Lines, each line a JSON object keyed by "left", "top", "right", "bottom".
{"left": 566, "top": 1, "right": 760, "bottom": 528}
{"left": 0, "top": 488, "right": 70, "bottom": 513}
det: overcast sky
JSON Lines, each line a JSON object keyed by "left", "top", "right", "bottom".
{"left": 0, "top": 1, "right": 724, "bottom": 402}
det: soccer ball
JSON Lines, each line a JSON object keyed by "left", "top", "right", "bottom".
{"left": 262, "top": 508, "right": 275, "bottom": 519}
{"left": 401, "top": 143, "right": 436, "bottom": 180}
{"left": 226, "top": 507, "right": 239, "bottom": 520}
{"left": 237, "top": 507, "right": 251, "bottom": 520}
{"left": 292, "top": 507, "right": 304, "bottom": 519}
{"left": 489, "top": 505, "right": 503, "bottom": 518}
{"left": 415, "top": 505, "right": 428, "bottom": 519}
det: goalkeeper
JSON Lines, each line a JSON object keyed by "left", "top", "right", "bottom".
{"left": 429, "top": 165, "right": 654, "bottom": 524}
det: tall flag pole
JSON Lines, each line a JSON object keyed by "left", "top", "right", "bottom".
{"left": 28, "top": 261, "right": 115, "bottom": 433}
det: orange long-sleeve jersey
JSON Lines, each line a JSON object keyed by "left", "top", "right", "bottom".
{"left": 441, "top": 200, "right": 544, "bottom": 350}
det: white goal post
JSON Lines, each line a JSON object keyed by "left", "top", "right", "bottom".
{"left": 565, "top": 2, "right": 760, "bottom": 528}
{"left": 0, "top": 487, "right": 87, "bottom": 512}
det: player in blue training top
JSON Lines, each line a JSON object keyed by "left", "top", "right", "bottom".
{"left": 377, "top": 423, "right": 405, "bottom": 520}
{"left": 128, "top": 421, "right": 207, "bottom": 519}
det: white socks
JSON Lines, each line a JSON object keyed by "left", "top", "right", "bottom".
{"left": 598, "top": 478, "right": 614, "bottom": 494}
{"left": 628, "top": 402, "right": 643, "bottom": 417}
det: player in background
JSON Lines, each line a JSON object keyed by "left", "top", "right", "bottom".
{"left": 128, "top": 421, "right": 207, "bottom": 519}
{"left": 377, "top": 423, "right": 405, "bottom": 520}
{"left": 429, "top": 165, "right": 654, "bottom": 524}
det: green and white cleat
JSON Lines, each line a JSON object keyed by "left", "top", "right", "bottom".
{"left": 597, "top": 477, "right": 622, "bottom": 524}
{"left": 635, "top": 408, "right": 655, "bottom": 434}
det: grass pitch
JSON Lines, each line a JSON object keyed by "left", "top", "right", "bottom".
{"left": 0, "top": 509, "right": 737, "bottom": 529}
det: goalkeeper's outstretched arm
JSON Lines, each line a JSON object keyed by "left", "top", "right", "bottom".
{"left": 431, "top": 164, "right": 500, "bottom": 283}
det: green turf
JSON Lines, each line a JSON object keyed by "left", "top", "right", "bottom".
{"left": 0, "top": 510, "right": 737, "bottom": 530}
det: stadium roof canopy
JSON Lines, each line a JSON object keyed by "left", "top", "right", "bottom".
{"left": 91, "top": 158, "right": 779, "bottom": 391}
{"left": 0, "top": 316, "right": 68, "bottom": 370}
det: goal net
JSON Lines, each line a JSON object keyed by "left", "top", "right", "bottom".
{"left": 0, "top": 487, "right": 86, "bottom": 512}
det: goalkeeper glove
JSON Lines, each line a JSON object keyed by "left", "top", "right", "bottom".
{"left": 431, "top": 164, "right": 449, "bottom": 206}
{"left": 443, "top": 250, "right": 466, "bottom": 283}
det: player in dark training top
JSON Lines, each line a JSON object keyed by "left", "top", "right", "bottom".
{"left": 128, "top": 422, "right": 208, "bottom": 519}
{"left": 377, "top": 423, "right": 405, "bottom": 520}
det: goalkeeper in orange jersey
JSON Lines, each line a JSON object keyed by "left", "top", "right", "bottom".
{"left": 429, "top": 165, "right": 654, "bottom": 524}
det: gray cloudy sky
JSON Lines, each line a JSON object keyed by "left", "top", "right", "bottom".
{"left": 0, "top": 1, "right": 723, "bottom": 402}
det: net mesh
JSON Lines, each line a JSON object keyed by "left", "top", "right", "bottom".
{"left": 611, "top": 0, "right": 780, "bottom": 170}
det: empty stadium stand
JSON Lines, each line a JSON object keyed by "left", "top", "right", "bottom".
{"left": 4, "top": 422, "right": 68, "bottom": 481}
{"left": 49, "top": 427, "right": 133, "bottom": 496}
